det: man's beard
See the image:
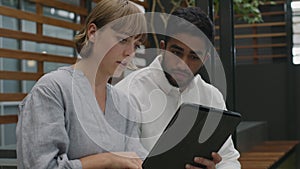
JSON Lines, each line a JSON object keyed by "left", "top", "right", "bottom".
{"left": 161, "top": 54, "right": 199, "bottom": 89}
{"left": 162, "top": 64, "right": 198, "bottom": 88}
{"left": 162, "top": 69, "right": 197, "bottom": 89}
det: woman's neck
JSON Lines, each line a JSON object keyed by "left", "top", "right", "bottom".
{"left": 73, "top": 59, "right": 110, "bottom": 113}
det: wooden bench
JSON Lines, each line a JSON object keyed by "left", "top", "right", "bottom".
{"left": 239, "top": 140, "right": 299, "bottom": 169}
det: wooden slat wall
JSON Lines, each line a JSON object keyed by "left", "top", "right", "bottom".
{"left": 215, "top": 0, "right": 287, "bottom": 63}
{"left": 0, "top": 0, "right": 149, "bottom": 124}
{"left": 92, "top": 0, "right": 149, "bottom": 9}
{"left": 0, "top": 0, "right": 86, "bottom": 124}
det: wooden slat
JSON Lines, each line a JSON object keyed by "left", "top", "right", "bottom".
{"left": 235, "top": 33, "right": 286, "bottom": 39}
{"left": 238, "top": 54, "right": 287, "bottom": 60}
{"left": 0, "top": 6, "right": 82, "bottom": 31}
{"left": 0, "top": 48, "right": 77, "bottom": 64}
{"left": 241, "top": 161, "right": 273, "bottom": 169}
{"left": 0, "top": 93, "right": 27, "bottom": 102}
{"left": 260, "top": 1, "right": 285, "bottom": 5}
{"left": 261, "top": 11, "right": 285, "bottom": 17}
{"left": 215, "top": 33, "right": 286, "bottom": 40}
{"left": 31, "top": 0, "right": 88, "bottom": 16}
{"left": 216, "top": 22, "right": 286, "bottom": 29}
{"left": 239, "top": 140, "right": 299, "bottom": 169}
{"left": 240, "top": 152, "right": 285, "bottom": 158}
{"left": 236, "top": 43, "right": 286, "bottom": 49}
{"left": 235, "top": 22, "right": 285, "bottom": 28}
{"left": 0, "top": 115, "right": 18, "bottom": 124}
{"left": 0, "top": 28, "right": 75, "bottom": 47}
{"left": 215, "top": 11, "right": 285, "bottom": 20}
{"left": 93, "top": 0, "right": 149, "bottom": 9}
{"left": 264, "top": 140, "right": 300, "bottom": 145}
{"left": 251, "top": 144, "right": 297, "bottom": 152}
{"left": 36, "top": 2, "right": 43, "bottom": 36}
{"left": 0, "top": 71, "right": 43, "bottom": 81}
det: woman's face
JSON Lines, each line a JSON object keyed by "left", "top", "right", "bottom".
{"left": 90, "top": 26, "right": 142, "bottom": 77}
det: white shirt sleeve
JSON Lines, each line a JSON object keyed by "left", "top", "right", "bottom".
{"left": 216, "top": 136, "right": 241, "bottom": 169}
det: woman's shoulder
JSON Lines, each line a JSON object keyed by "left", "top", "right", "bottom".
{"left": 31, "top": 66, "right": 74, "bottom": 93}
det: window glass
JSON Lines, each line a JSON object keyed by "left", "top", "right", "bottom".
{"left": 292, "top": 1, "right": 300, "bottom": 64}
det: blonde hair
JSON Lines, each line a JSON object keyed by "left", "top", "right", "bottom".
{"left": 74, "top": 0, "right": 147, "bottom": 56}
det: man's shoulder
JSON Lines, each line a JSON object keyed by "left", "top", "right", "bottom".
{"left": 194, "top": 75, "right": 222, "bottom": 93}
{"left": 192, "top": 75, "right": 226, "bottom": 109}
{"left": 116, "top": 67, "right": 160, "bottom": 89}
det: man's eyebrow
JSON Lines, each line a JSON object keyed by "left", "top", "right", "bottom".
{"left": 171, "top": 44, "right": 204, "bottom": 56}
{"left": 190, "top": 50, "right": 204, "bottom": 57}
{"left": 170, "top": 44, "right": 184, "bottom": 51}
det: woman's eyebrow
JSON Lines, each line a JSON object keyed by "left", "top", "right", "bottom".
{"left": 116, "top": 32, "right": 129, "bottom": 37}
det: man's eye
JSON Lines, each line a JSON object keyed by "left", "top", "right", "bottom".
{"left": 190, "top": 55, "right": 200, "bottom": 60}
{"left": 171, "top": 51, "right": 182, "bottom": 56}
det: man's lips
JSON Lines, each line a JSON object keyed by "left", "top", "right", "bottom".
{"left": 171, "top": 70, "right": 190, "bottom": 80}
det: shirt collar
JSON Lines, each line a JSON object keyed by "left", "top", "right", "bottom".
{"left": 149, "top": 55, "right": 202, "bottom": 95}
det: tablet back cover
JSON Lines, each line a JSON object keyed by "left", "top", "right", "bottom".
{"left": 142, "top": 103, "right": 241, "bottom": 169}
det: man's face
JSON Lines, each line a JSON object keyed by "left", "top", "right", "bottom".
{"left": 161, "top": 33, "right": 207, "bottom": 89}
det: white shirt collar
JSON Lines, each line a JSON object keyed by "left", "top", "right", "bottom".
{"left": 149, "top": 55, "right": 200, "bottom": 95}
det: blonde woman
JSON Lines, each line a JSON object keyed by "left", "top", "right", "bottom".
{"left": 16, "top": 0, "right": 147, "bottom": 168}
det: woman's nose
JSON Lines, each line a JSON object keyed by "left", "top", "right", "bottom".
{"left": 124, "top": 43, "right": 135, "bottom": 57}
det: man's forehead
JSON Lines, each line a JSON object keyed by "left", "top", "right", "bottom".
{"left": 167, "top": 34, "right": 207, "bottom": 52}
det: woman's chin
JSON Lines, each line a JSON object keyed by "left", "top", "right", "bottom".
{"left": 111, "top": 70, "right": 123, "bottom": 78}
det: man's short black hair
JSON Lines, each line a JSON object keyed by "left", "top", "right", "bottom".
{"left": 165, "top": 7, "right": 215, "bottom": 43}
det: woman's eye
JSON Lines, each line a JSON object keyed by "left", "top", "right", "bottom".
{"left": 117, "top": 37, "right": 127, "bottom": 43}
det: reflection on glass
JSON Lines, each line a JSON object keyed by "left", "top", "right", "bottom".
{"left": 292, "top": 1, "right": 300, "bottom": 65}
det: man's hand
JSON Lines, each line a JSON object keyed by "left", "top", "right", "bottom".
{"left": 185, "top": 152, "right": 222, "bottom": 169}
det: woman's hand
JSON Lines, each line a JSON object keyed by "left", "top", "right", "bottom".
{"left": 185, "top": 152, "right": 222, "bottom": 169}
{"left": 80, "top": 152, "right": 143, "bottom": 169}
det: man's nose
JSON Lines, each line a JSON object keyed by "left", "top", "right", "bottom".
{"left": 176, "top": 55, "right": 189, "bottom": 70}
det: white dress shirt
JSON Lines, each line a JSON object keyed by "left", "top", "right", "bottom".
{"left": 115, "top": 55, "right": 241, "bottom": 169}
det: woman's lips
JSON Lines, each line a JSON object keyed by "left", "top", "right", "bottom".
{"left": 116, "top": 61, "right": 128, "bottom": 67}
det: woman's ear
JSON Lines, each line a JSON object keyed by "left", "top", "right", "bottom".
{"left": 87, "top": 23, "right": 97, "bottom": 43}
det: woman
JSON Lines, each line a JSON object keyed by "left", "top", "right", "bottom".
{"left": 16, "top": 0, "right": 147, "bottom": 168}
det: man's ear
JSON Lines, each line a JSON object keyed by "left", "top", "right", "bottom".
{"left": 87, "top": 23, "right": 97, "bottom": 43}
{"left": 160, "top": 40, "right": 166, "bottom": 49}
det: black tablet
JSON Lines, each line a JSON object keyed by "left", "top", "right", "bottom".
{"left": 142, "top": 103, "right": 241, "bottom": 169}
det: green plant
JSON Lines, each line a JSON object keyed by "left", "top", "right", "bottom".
{"left": 214, "top": 0, "right": 276, "bottom": 23}
{"left": 149, "top": 0, "right": 275, "bottom": 48}
{"left": 153, "top": 0, "right": 276, "bottom": 24}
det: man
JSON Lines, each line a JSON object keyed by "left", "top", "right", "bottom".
{"left": 115, "top": 7, "right": 240, "bottom": 169}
